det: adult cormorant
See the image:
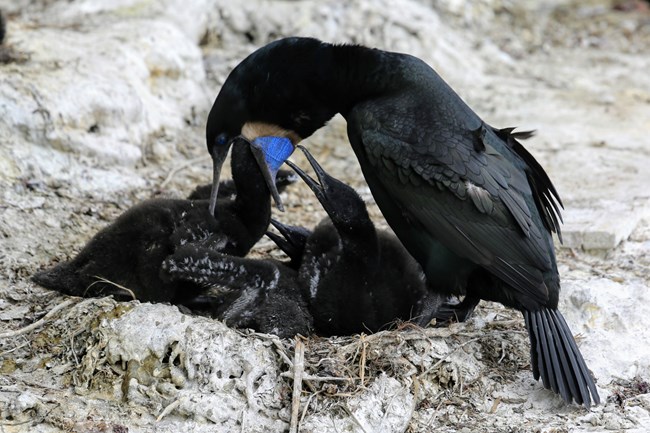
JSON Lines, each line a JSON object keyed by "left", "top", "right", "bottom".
{"left": 204, "top": 37, "right": 598, "bottom": 407}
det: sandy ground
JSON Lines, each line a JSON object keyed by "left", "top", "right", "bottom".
{"left": 1, "top": 0, "right": 650, "bottom": 432}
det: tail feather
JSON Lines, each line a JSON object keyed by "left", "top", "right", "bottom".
{"left": 524, "top": 312, "right": 540, "bottom": 381}
{"left": 540, "top": 309, "right": 571, "bottom": 402}
{"left": 553, "top": 309, "right": 601, "bottom": 405}
{"left": 536, "top": 311, "right": 558, "bottom": 394}
{"left": 543, "top": 308, "right": 576, "bottom": 403}
{"left": 523, "top": 308, "right": 599, "bottom": 408}
{"left": 32, "top": 264, "right": 79, "bottom": 294}
{"left": 550, "top": 309, "right": 590, "bottom": 406}
{"left": 529, "top": 311, "right": 552, "bottom": 390}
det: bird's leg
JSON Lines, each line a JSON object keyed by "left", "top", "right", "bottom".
{"left": 432, "top": 268, "right": 494, "bottom": 325}
{"left": 410, "top": 291, "right": 444, "bottom": 328}
{"left": 433, "top": 295, "right": 481, "bottom": 326}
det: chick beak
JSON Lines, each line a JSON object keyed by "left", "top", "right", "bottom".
{"left": 249, "top": 136, "right": 295, "bottom": 212}
{"left": 208, "top": 144, "right": 230, "bottom": 216}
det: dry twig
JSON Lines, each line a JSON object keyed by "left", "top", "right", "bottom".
{"left": 290, "top": 339, "right": 305, "bottom": 433}
{"left": 280, "top": 372, "right": 352, "bottom": 382}
{"left": 300, "top": 390, "right": 322, "bottom": 425}
{"left": 157, "top": 399, "right": 181, "bottom": 422}
{"left": 338, "top": 403, "right": 369, "bottom": 433}
{"left": 359, "top": 334, "right": 367, "bottom": 387}
{"left": 0, "top": 299, "right": 76, "bottom": 339}
{"left": 85, "top": 276, "right": 136, "bottom": 300}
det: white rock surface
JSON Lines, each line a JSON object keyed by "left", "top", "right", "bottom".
{"left": 562, "top": 200, "right": 650, "bottom": 251}
{"left": 1, "top": 5, "right": 209, "bottom": 196}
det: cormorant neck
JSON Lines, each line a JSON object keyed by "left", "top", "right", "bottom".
{"left": 322, "top": 43, "right": 403, "bottom": 117}
{"left": 234, "top": 39, "right": 407, "bottom": 140}
{"left": 336, "top": 218, "right": 380, "bottom": 265}
{"left": 231, "top": 143, "right": 272, "bottom": 223}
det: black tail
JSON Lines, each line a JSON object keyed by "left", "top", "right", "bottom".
{"left": 32, "top": 264, "right": 136, "bottom": 300}
{"left": 523, "top": 308, "right": 599, "bottom": 408}
{"left": 32, "top": 264, "right": 79, "bottom": 295}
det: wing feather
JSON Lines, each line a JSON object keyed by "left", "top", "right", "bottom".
{"left": 348, "top": 102, "right": 560, "bottom": 302}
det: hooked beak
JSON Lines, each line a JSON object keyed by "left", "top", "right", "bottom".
{"left": 284, "top": 145, "right": 330, "bottom": 203}
{"left": 208, "top": 144, "right": 230, "bottom": 216}
{"left": 249, "top": 136, "right": 295, "bottom": 212}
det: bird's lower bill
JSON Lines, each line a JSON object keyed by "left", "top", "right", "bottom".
{"left": 208, "top": 145, "right": 229, "bottom": 216}
{"left": 249, "top": 137, "right": 295, "bottom": 212}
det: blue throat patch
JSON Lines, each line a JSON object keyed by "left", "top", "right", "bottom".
{"left": 253, "top": 136, "right": 295, "bottom": 173}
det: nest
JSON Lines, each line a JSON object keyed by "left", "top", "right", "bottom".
{"left": 0, "top": 295, "right": 533, "bottom": 432}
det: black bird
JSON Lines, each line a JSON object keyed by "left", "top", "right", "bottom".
{"left": 204, "top": 37, "right": 599, "bottom": 407}
{"left": 161, "top": 245, "right": 312, "bottom": 339}
{"left": 32, "top": 138, "right": 294, "bottom": 304}
{"left": 163, "top": 146, "right": 433, "bottom": 338}
{"left": 275, "top": 146, "right": 437, "bottom": 336}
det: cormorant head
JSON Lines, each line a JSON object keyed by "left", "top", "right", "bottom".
{"left": 286, "top": 146, "right": 371, "bottom": 233}
{"left": 206, "top": 37, "right": 339, "bottom": 216}
{"left": 266, "top": 218, "right": 311, "bottom": 269}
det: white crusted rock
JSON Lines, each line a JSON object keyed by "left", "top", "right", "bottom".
{"left": 2, "top": 19, "right": 207, "bottom": 164}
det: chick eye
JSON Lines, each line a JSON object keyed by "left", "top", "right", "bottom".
{"left": 216, "top": 133, "right": 228, "bottom": 146}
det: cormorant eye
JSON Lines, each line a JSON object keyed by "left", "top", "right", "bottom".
{"left": 216, "top": 133, "right": 229, "bottom": 146}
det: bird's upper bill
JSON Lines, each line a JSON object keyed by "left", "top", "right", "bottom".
{"left": 208, "top": 136, "right": 295, "bottom": 216}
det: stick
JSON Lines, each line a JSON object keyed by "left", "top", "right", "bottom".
{"left": 86, "top": 276, "right": 136, "bottom": 300}
{"left": 280, "top": 372, "right": 351, "bottom": 382}
{"left": 299, "top": 390, "right": 321, "bottom": 425}
{"left": 359, "top": 334, "right": 367, "bottom": 387}
{"left": 338, "top": 403, "right": 369, "bottom": 433}
{"left": 254, "top": 333, "right": 294, "bottom": 367}
{"left": 0, "top": 299, "right": 75, "bottom": 339}
{"left": 289, "top": 339, "right": 305, "bottom": 433}
{"left": 157, "top": 399, "right": 180, "bottom": 421}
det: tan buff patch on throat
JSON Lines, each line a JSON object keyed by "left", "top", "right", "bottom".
{"left": 241, "top": 122, "right": 301, "bottom": 145}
